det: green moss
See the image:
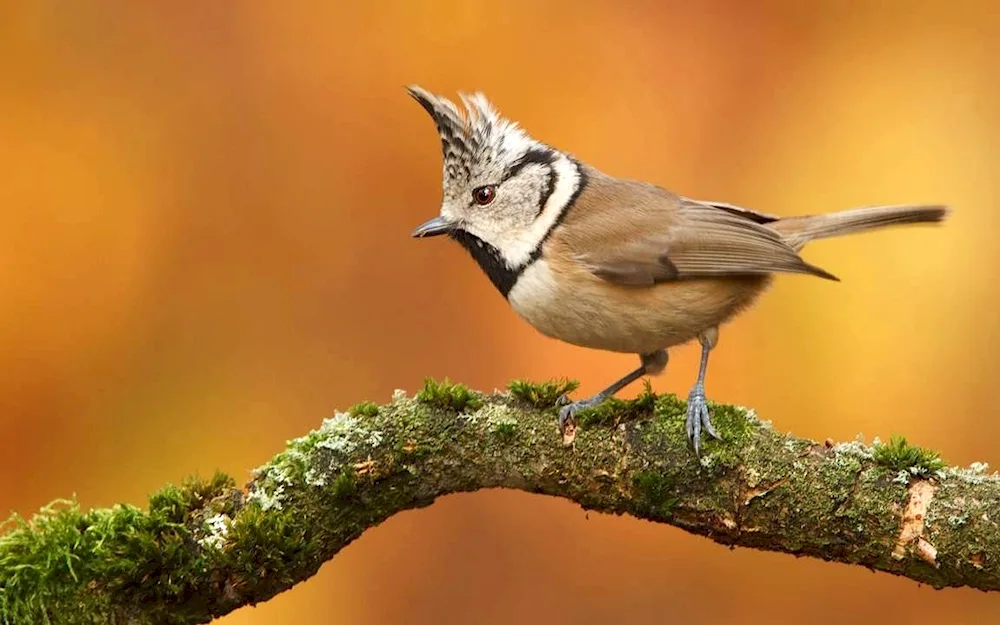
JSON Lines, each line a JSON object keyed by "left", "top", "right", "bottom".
{"left": 701, "top": 403, "right": 754, "bottom": 443}
{"left": 0, "top": 472, "right": 243, "bottom": 624}
{"left": 348, "top": 401, "right": 380, "bottom": 418}
{"left": 148, "top": 472, "right": 236, "bottom": 523}
{"left": 653, "top": 393, "right": 686, "bottom": 420}
{"left": 416, "top": 377, "right": 482, "bottom": 413}
{"left": 221, "top": 501, "right": 325, "bottom": 595}
{"left": 873, "top": 435, "right": 946, "bottom": 476}
{"left": 631, "top": 471, "right": 679, "bottom": 519}
{"left": 330, "top": 470, "right": 356, "bottom": 500}
{"left": 286, "top": 429, "right": 325, "bottom": 456}
{"left": 645, "top": 394, "right": 755, "bottom": 459}
{"left": 577, "top": 382, "right": 657, "bottom": 428}
{"left": 507, "top": 378, "right": 579, "bottom": 409}
{"left": 491, "top": 420, "right": 517, "bottom": 441}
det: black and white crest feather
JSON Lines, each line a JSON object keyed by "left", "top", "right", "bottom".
{"left": 406, "top": 86, "right": 539, "bottom": 203}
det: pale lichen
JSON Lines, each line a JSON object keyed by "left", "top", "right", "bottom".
{"left": 476, "top": 403, "right": 518, "bottom": 426}
{"left": 733, "top": 405, "right": 765, "bottom": 427}
{"left": 247, "top": 482, "right": 285, "bottom": 511}
{"left": 246, "top": 410, "right": 386, "bottom": 508}
{"left": 313, "top": 412, "right": 367, "bottom": 454}
{"left": 457, "top": 411, "right": 483, "bottom": 425}
{"left": 699, "top": 453, "right": 719, "bottom": 469}
{"left": 947, "top": 513, "right": 970, "bottom": 527}
{"left": 198, "top": 513, "right": 230, "bottom": 550}
{"left": 936, "top": 462, "right": 1000, "bottom": 485}
{"left": 304, "top": 468, "right": 327, "bottom": 487}
{"left": 304, "top": 411, "right": 385, "bottom": 486}
{"left": 832, "top": 437, "right": 875, "bottom": 462}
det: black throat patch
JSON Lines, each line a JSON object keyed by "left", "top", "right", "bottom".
{"left": 448, "top": 230, "right": 520, "bottom": 297}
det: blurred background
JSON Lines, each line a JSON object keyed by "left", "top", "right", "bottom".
{"left": 1, "top": 0, "right": 998, "bottom": 623}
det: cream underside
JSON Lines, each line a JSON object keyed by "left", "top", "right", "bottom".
{"left": 507, "top": 258, "right": 767, "bottom": 355}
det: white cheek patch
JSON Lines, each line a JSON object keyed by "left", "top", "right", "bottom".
{"left": 500, "top": 155, "right": 581, "bottom": 267}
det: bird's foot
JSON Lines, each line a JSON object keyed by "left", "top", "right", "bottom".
{"left": 685, "top": 383, "right": 720, "bottom": 456}
{"left": 557, "top": 394, "right": 607, "bottom": 432}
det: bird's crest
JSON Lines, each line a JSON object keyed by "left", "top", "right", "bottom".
{"left": 406, "top": 85, "right": 538, "bottom": 191}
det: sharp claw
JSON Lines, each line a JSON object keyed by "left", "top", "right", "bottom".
{"left": 558, "top": 405, "right": 573, "bottom": 432}
{"left": 693, "top": 411, "right": 701, "bottom": 456}
{"left": 556, "top": 395, "right": 608, "bottom": 433}
{"left": 703, "top": 406, "right": 721, "bottom": 440}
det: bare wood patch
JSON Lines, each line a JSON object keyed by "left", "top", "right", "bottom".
{"left": 892, "top": 480, "right": 938, "bottom": 565}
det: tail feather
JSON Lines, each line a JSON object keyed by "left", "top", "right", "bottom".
{"left": 773, "top": 204, "right": 949, "bottom": 250}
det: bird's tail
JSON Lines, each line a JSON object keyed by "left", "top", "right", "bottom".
{"left": 773, "top": 204, "right": 949, "bottom": 251}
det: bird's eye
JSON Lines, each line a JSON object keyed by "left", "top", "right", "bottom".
{"left": 472, "top": 185, "right": 497, "bottom": 206}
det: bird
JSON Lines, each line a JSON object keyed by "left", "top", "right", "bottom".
{"left": 405, "top": 85, "right": 949, "bottom": 455}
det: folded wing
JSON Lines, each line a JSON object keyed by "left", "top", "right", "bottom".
{"left": 571, "top": 188, "right": 837, "bottom": 286}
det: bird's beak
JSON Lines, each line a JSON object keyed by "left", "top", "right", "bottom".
{"left": 411, "top": 215, "right": 456, "bottom": 238}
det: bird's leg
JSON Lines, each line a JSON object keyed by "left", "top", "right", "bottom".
{"left": 558, "top": 350, "right": 668, "bottom": 432}
{"left": 686, "top": 326, "right": 721, "bottom": 455}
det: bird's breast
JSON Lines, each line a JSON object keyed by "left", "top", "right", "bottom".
{"left": 507, "top": 258, "right": 769, "bottom": 354}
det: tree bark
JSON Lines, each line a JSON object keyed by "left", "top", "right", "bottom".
{"left": 2, "top": 382, "right": 998, "bottom": 625}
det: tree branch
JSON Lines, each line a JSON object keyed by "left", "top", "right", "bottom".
{"left": 2, "top": 379, "right": 999, "bottom": 624}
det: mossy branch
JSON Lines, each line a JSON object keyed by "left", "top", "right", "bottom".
{"left": 3, "top": 378, "right": 1000, "bottom": 624}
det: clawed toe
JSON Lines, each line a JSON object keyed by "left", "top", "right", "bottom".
{"left": 685, "top": 388, "right": 719, "bottom": 456}
{"left": 701, "top": 403, "right": 720, "bottom": 440}
{"left": 558, "top": 403, "right": 576, "bottom": 432}
{"left": 557, "top": 395, "right": 605, "bottom": 432}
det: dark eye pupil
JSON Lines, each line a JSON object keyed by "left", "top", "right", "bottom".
{"left": 473, "top": 186, "right": 495, "bottom": 205}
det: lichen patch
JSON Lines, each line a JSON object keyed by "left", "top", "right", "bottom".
{"left": 198, "top": 513, "right": 230, "bottom": 551}
{"left": 247, "top": 482, "right": 285, "bottom": 511}
{"left": 937, "top": 461, "right": 1000, "bottom": 485}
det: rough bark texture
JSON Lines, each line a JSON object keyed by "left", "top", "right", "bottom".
{"left": 2, "top": 380, "right": 999, "bottom": 625}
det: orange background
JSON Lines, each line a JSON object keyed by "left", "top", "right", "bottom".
{"left": 2, "top": 1, "right": 998, "bottom": 623}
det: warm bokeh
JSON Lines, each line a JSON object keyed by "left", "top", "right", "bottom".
{"left": 2, "top": 1, "right": 998, "bottom": 623}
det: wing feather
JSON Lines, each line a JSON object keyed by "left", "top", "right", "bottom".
{"left": 568, "top": 182, "right": 837, "bottom": 285}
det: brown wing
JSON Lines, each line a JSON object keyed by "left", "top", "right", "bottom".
{"left": 695, "top": 200, "right": 781, "bottom": 224}
{"left": 565, "top": 176, "right": 837, "bottom": 286}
